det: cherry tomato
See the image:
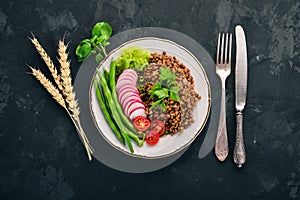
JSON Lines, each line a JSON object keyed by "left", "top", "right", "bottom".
{"left": 145, "top": 130, "right": 160, "bottom": 145}
{"left": 150, "top": 119, "right": 166, "bottom": 135}
{"left": 133, "top": 116, "right": 151, "bottom": 131}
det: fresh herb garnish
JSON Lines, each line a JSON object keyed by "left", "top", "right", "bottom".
{"left": 150, "top": 67, "right": 181, "bottom": 111}
{"left": 160, "top": 67, "right": 176, "bottom": 87}
{"left": 76, "top": 22, "right": 112, "bottom": 63}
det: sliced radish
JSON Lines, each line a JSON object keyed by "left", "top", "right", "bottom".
{"left": 122, "top": 96, "right": 143, "bottom": 108}
{"left": 118, "top": 84, "right": 139, "bottom": 95}
{"left": 119, "top": 92, "right": 141, "bottom": 105}
{"left": 118, "top": 90, "right": 139, "bottom": 102}
{"left": 129, "top": 107, "right": 145, "bottom": 118}
{"left": 117, "top": 83, "right": 135, "bottom": 93}
{"left": 119, "top": 71, "right": 137, "bottom": 80}
{"left": 117, "top": 77, "right": 136, "bottom": 86}
{"left": 126, "top": 101, "right": 145, "bottom": 117}
{"left": 125, "top": 102, "right": 146, "bottom": 115}
{"left": 123, "top": 100, "right": 143, "bottom": 115}
{"left": 118, "top": 74, "right": 136, "bottom": 84}
{"left": 122, "top": 69, "right": 138, "bottom": 80}
{"left": 118, "top": 88, "right": 140, "bottom": 103}
{"left": 116, "top": 78, "right": 136, "bottom": 89}
{"left": 123, "top": 98, "right": 141, "bottom": 108}
{"left": 116, "top": 80, "right": 135, "bottom": 91}
{"left": 119, "top": 72, "right": 138, "bottom": 83}
{"left": 116, "top": 68, "right": 144, "bottom": 118}
{"left": 130, "top": 109, "right": 147, "bottom": 120}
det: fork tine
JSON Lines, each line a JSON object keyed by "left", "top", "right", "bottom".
{"left": 228, "top": 33, "right": 232, "bottom": 65}
{"left": 224, "top": 33, "right": 229, "bottom": 64}
{"left": 220, "top": 33, "right": 225, "bottom": 64}
{"left": 216, "top": 33, "right": 221, "bottom": 64}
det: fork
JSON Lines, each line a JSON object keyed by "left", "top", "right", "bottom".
{"left": 215, "top": 33, "right": 232, "bottom": 161}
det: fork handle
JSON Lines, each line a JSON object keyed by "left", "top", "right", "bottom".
{"left": 215, "top": 81, "right": 228, "bottom": 161}
{"left": 233, "top": 110, "right": 246, "bottom": 167}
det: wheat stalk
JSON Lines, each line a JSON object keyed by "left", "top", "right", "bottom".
{"left": 30, "top": 35, "right": 63, "bottom": 91}
{"left": 57, "top": 39, "right": 93, "bottom": 160}
{"left": 29, "top": 36, "right": 93, "bottom": 161}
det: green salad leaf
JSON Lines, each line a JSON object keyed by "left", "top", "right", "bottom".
{"left": 115, "top": 46, "right": 150, "bottom": 76}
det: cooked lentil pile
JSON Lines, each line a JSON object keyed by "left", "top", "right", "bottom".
{"left": 138, "top": 52, "right": 201, "bottom": 135}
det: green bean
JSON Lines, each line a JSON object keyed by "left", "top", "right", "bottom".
{"left": 127, "top": 131, "right": 144, "bottom": 147}
{"left": 102, "top": 71, "right": 112, "bottom": 116}
{"left": 96, "top": 69, "right": 134, "bottom": 152}
{"left": 109, "top": 60, "right": 137, "bottom": 133}
{"left": 94, "top": 78, "right": 124, "bottom": 144}
{"left": 104, "top": 69, "right": 110, "bottom": 86}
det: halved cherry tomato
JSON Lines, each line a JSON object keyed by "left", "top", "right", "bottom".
{"left": 150, "top": 119, "right": 166, "bottom": 135}
{"left": 133, "top": 116, "right": 151, "bottom": 131}
{"left": 145, "top": 130, "right": 160, "bottom": 145}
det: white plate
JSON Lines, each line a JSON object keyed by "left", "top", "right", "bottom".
{"left": 89, "top": 37, "right": 211, "bottom": 159}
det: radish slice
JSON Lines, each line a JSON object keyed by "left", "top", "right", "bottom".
{"left": 118, "top": 74, "right": 136, "bottom": 84}
{"left": 117, "top": 78, "right": 136, "bottom": 87}
{"left": 122, "top": 69, "right": 138, "bottom": 80}
{"left": 130, "top": 109, "right": 147, "bottom": 120}
{"left": 119, "top": 72, "right": 138, "bottom": 82}
{"left": 116, "top": 83, "right": 135, "bottom": 93}
{"left": 126, "top": 102, "right": 146, "bottom": 115}
{"left": 118, "top": 88, "right": 140, "bottom": 103}
{"left": 116, "top": 80, "right": 135, "bottom": 91}
{"left": 119, "top": 92, "right": 141, "bottom": 105}
{"left": 122, "top": 96, "right": 143, "bottom": 108}
{"left": 123, "top": 100, "right": 143, "bottom": 115}
{"left": 118, "top": 87, "right": 139, "bottom": 99}
{"left": 129, "top": 107, "right": 145, "bottom": 117}
{"left": 116, "top": 81, "right": 132, "bottom": 91}
{"left": 120, "top": 74, "right": 137, "bottom": 83}
{"left": 119, "top": 71, "right": 138, "bottom": 81}
{"left": 118, "top": 84, "right": 139, "bottom": 95}
{"left": 126, "top": 102, "right": 145, "bottom": 117}
{"left": 116, "top": 68, "right": 145, "bottom": 119}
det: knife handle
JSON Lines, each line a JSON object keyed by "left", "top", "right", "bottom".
{"left": 233, "top": 110, "right": 246, "bottom": 167}
{"left": 215, "top": 84, "right": 228, "bottom": 161}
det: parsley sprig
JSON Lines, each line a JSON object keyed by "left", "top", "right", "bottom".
{"left": 149, "top": 67, "right": 181, "bottom": 111}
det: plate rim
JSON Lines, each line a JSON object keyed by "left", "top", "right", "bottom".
{"left": 89, "top": 37, "right": 211, "bottom": 159}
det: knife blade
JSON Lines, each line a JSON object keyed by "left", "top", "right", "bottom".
{"left": 233, "top": 25, "right": 248, "bottom": 167}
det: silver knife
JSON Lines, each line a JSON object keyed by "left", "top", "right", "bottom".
{"left": 233, "top": 25, "right": 248, "bottom": 167}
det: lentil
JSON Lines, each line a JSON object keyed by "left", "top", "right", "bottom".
{"left": 138, "top": 52, "right": 201, "bottom": 135}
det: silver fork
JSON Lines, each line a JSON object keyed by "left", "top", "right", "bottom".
{"left": 215, "top": 33, "right": 232, "bottom": 161}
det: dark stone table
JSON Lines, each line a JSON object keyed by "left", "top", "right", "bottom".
{"left": 1, "top": 0, "right": 299, "bottom": 199}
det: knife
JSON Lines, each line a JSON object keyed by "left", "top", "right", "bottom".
{"left": 233, "top": 25, "right": 248, "bottom": 167}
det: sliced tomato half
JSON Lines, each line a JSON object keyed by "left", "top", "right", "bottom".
{"left": 145, "top": 130, "right": 160, "bottom": 145}
{"left": 133, "top": 116, "right": 150, "bottom": 132}
{"left": 150, "top": 119, "right": 166, "bottom": 136}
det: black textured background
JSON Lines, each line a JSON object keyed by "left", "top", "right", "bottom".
{"left": 1, "top": 0, "right": 300, "bottom": 199}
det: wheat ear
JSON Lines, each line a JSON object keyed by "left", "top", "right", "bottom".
{"left": 30, "top": 67, "right": 80, "bottom": 128}
{"left": 57, "top": 40, "right": 80, "bottom": 116}
{"left": 30, "top": 67, "right": 66, "bottom": 108}
{"left": 57, "top": 39, "right": 93, "bottom": 160}
{"left": 30, "top": 67, "right": 92, "bottom": 159}
{"left": 30, "top": 35, "right": 63, "bottom": 91}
